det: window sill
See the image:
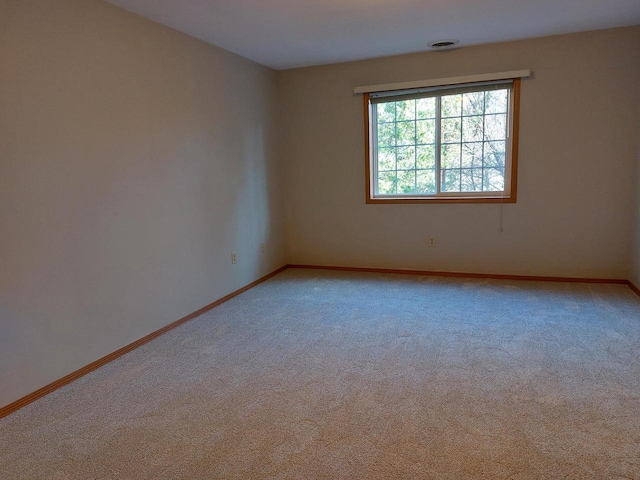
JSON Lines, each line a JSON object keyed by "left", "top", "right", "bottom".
{"left": 366, "top": 195, "right": 516, "bottom": 204}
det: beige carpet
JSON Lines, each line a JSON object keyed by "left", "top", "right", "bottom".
{"left": 1, "top": 268, "right": 640, "bottom": 479}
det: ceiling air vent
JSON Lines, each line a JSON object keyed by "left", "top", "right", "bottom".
{"left": 428, "top": 39, "right": 460, "bottom": 50}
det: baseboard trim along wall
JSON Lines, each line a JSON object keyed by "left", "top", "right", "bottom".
{"left": 0, "top": 265, "right": 288, "bottom": 419}
{"left": 2, "top": 263, "right": 638, "bottom": 418}
{"left": 287, "top": 264, "right": 632, "bottom": 284}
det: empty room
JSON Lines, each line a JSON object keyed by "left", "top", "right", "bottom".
{"left": 2, "top": 0, "right": 640, "bottom": 478}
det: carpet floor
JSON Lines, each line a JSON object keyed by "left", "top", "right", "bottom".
{"left": 1, "top": 268, "right": 640, "bottom": 479}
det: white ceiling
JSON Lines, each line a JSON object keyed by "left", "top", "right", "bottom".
{"left": 105, "top": 0, "right": 640, "bottom": 70}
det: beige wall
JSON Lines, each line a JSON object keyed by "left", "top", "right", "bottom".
{"left": 633, "top": 98, "right": 640, "bottom": 287}
{"left": 0, "top": 0, "right": 285, "bottom": 407}
{"left": 279, "top": 27, "right": 640, "bottom": 279}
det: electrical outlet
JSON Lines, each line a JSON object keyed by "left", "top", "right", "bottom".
{"left": 260, "top": 243, "right": 265, "bottom": 254}
{"left": 428, "top": 237, "right": 436, "bottom": 247}
{"left": 231, "top": 252, "right": 237, "bottom": 264}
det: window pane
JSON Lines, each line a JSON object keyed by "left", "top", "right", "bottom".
{"left": 377, "top": 123, "right": 395, "bottom": 147}
{"left": 369, "top": 81, "right": 514, "bottom": 200}
{"left": 417, "top": 98, "right": 436, "bottom": 119}
{"left": 462, "top": 115, "right": 483, "bottom": 142}
{"left": 397, "top": 146, "right": 415, "bottom": 170}
{"left": 463, "top": 91, "right": 484, "bottom": 116}
{"left": 378, "top": 171, "right": 397, "bottom": 194}
{"left": 484, "top": 168, "right": 505, "bottom": 191}
{"left": 461, "top": 142, "right": 483, "bottom": 168}
{"left": 461, "top": 168, "right": 483, "bottom": 192}
{"left": 396, "top": 121, "right": 415, "bottom": 146}
{"left": 485, "top": 113, "right": 507, "bottom": 141}
{"left": 416, "top": 145, "right": 436, "bottom": 169}
{"left": 484, "top": 141, "right": 506, "bottom": 168}
{"left": 396, "top": 100, "right": 415, "bottom": 121}
{"left": 378, "top": 147, "right": 396, "bottom": 171}
{"left": 441, "top": 143, "right": 461, "bottom": 169}
{"left": 441, "top": 169, "right": 461, "bottom": 192}
{"left": 398, "top": 170, "right": 416, "bottom": 193}
{"left": 416, "top": 169, "right": 436, "bottom": 193}
{"left": 377, "top": 102, "right": 396, "bottom": 123}
{"left": 416, "top": 119, "right": 435, "bottom": 144}
{"left": 441, "top": 94, "right": 462, "bottom": 117}
{"left": 441, "top": 117, "right": 461, "bottom": 143}
{"left": 485, "top": 89, "right": 508, "bottom": 114}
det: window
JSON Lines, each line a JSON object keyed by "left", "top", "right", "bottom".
{"left": 364, "top": 78, "right": 520, "bottom": 203}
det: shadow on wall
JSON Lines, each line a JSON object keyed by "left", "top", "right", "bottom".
{"left": 232, "top": 123, "right": 277, "bottom": 280}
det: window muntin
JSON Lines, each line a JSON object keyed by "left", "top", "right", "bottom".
{"left": 366, "top": 79, "right": 519, "bottom": 203}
